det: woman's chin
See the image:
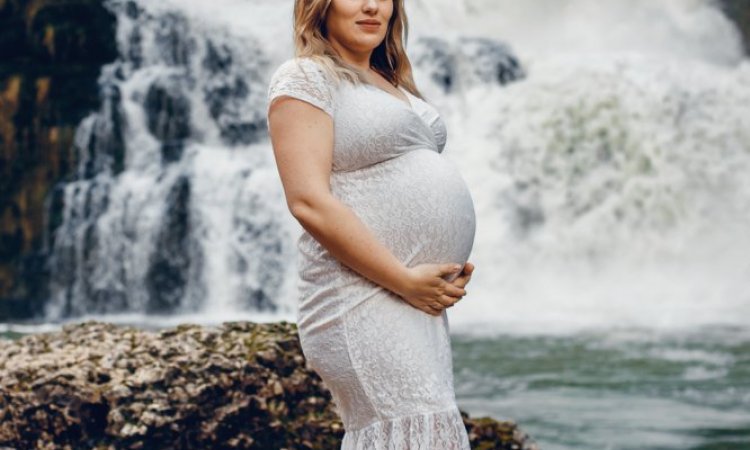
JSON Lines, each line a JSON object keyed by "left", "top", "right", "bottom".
{"left": 348, "top": 37, "right": 385, "bottom": 51}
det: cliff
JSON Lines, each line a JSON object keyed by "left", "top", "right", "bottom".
{"left": 0, "top": 320, "right": 540, "bottom": 449}
{"left": 0, "top": 0, "right": 118, "bottom": 320}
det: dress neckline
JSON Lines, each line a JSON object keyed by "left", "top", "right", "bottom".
{"left": 364, "top": 83, "right": 414, "bottom": 110}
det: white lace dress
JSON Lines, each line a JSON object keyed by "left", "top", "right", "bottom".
{"left": 267, "top": 57, "right": 476, "bottom": 449}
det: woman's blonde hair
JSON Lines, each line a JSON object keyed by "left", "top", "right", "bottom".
{"left": 293, "top": 0, "right": 424, "bottom": 100}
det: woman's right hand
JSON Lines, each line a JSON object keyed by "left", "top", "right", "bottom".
{"left": 394, "top": 263, "right": 467, "bottom": 316}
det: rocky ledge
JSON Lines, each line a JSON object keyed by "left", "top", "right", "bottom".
{"left": 0, "top": 320, "right": 539, "bottom": 449}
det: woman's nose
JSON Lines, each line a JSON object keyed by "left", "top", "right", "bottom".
{"left": 362, "top": 0, "right": 378, "bottom": 13}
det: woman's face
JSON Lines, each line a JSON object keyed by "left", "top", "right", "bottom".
{"left": 325, "top": 0, "right": 393, "bottom": 56}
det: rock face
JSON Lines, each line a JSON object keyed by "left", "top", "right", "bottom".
{"left": 719, "top": 0, "right": 750, "bottom": 54}
{"left": 0, "top": 320, "right": 540, "bottom": 449}
{"left": 0, "top": 0, "right": 118, "bottom": 320}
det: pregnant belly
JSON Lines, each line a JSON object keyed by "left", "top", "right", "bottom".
{"left": 331, "top": 149, "right": 476, "bottom": 274}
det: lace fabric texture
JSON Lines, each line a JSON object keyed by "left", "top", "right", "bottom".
{"left": 267, "top": 57, "right": 336, "bottom": 118}
{"left": 342, "top": 406, "right": 470, "bottom": 450}
{"left": 267, "top": 57, "right": 475, "bottom": 449}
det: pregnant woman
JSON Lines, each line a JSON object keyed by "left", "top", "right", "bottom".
{"left": 267, "top": 0, "right": 477, "bottom": 448}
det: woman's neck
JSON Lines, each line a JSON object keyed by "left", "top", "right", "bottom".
{"left": 328, "top": 38, "right": 372, "bottom": 71}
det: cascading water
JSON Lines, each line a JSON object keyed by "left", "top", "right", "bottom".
{"left": 43, "top": 0, "right": 749, "bottom": 334}
{"left": 44, "top": 0, "right": 293, "bottom": 322}
{"left": 411, "top": 0, "right": 750, "bottom": 335}
{"left": 41, "top": 0, "right": 528, "bottom": 326}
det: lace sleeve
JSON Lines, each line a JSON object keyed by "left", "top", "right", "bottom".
{"left": 267, "top": 57, "right": 335, "bottom": 119}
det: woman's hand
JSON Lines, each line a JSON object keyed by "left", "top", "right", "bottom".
{"left": 394, "top": 263, "right": 469, "bottom": 316}
{"left": 450, "top": 261, "right": 474, "bottom": 291}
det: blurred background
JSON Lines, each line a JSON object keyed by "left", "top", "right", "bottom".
{"left": 1, "top": 0, "right": 749, "bottom": 448}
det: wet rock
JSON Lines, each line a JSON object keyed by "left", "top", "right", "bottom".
{"left": 718, "top": 0, "right": 750, "bottom": 55}
{"left": 0, "top": 320, "right": 540, "bottom": 449}
{"left": 411, "top": 35, "right": 525, "bottom": 94}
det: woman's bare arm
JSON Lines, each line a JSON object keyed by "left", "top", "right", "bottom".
{"left": 268, "top": 96, "right": 466, "bottom": 313}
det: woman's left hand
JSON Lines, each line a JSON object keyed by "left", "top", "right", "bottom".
{"left": 448, "top": 262, "right": 474, "bottom": 301}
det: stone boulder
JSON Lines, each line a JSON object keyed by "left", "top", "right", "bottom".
{"left": 0, "top": 320, "right": 539, "bottom": 449}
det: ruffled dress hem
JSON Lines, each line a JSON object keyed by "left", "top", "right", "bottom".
{"left": 341, "top": 405, "right": 471, "bottom": 450}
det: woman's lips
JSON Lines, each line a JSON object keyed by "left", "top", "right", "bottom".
{"left": 356, "top": 21, "right": 380, "bottom": 31}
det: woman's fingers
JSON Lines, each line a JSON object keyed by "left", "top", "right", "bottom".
{"left": 410, "top": 300, "right": 441, "bottom": 316}
{"left": 451, "top": 275, "right": 469, "bottom": 289}
{"left": 424, "top": 293, "right": 462, "bottom": 315}
{"left": 451, "top": 275, "right": 468, "bottom": 289}
{"left": 425, "top": 304, "right": 443, "bottom": 316}
{"left": 417, "top": 262, "right": 478, "bottom": 315}
{"left": 450, "top": 265, "right": 473, "bottom": 289}
{"left": 443, "top": 282, "right": 466, "bottom": 298}
{"left": 440, "top": 294, "right": 460, "bottom": 307}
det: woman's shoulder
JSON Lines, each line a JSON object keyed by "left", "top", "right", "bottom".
{"left": 270, "top": 57, "right": 333, "bottom": 86}
{"left": 267, "top": 56, "right": 337, "bottom": 117}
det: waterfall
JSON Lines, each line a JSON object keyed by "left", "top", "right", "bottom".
{"left": 45, "top": 0, "right": 292, "bottom": 321}
{"left": 45, "top": 0, "right": 750, "bottom": 334}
